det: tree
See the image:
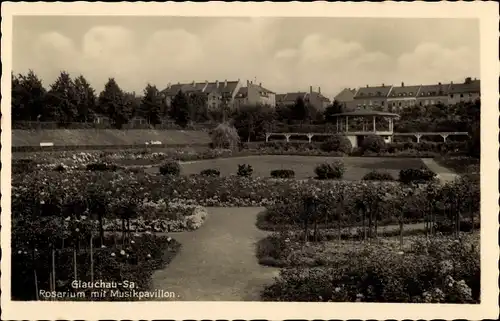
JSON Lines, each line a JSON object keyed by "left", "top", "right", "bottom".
{"left": 11, "top": 70, "right": 47, "bottom": 121}
{"left": 324, "top": 100, "right": 344, "bottom": 123}
{"left": 45, "top": 71, "right": 78, "bottom": 124}
{"left": 74, "top": 75, "right": 97, "bottom": 122}
{"left": 290, "top": 96, "right": 308, "bottom": 122}
{"left": 232, "top": 104, "right": 275, "bottom": 142}
{"left": 140, "top": 84, "right": 162, "bottom": 125}
{"left": 168, "top": 90, "right": 191, "bottom": 127}
{"left": 98, "top": 78, "right": 131, "bottom": 128}
{"left": 188, "top": 91, "right": 209, "bottom": 123}
{"left": 210, "top": 122, "right": 240, "bottom": 150}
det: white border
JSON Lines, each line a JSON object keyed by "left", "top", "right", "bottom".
{"left": 1, "top": 2, "right": 499, "bottom": 319}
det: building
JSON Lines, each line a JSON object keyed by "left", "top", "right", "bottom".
{"left": 276, "top": 86, "right": 331, "bottom": 111}
{"left": 415, "top": 82, "right": 451, "bottom": 107}
{"left": 333, "top": 88, "right": 356, "bottom": 111}
{"left": 161, "top": 79, "right": 243, "bottom": 110}
{"left": 448, "top": 77, "right": 480, "bottom": 105}
{"left": 386, "top": 82, "right": 421, "bottom": 112}
{"left": 353, "top": 84, "right": 393, "bottom": 110}
{"left": 234, "top": 80, "right": 276, "bottom": 108}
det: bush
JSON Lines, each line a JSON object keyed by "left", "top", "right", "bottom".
{"left": 261, "top": 235, "right": 480, "bottom": 303}
{"left": 362, "top": 170, "right": 394, "bottom": 181}
{"left": 270, "top": 169, "right": 295, "bottom": 179}
{"left": 210, "top": 122, "right": 240, "bottom": 150}
{"left": 399, "top": 168, "right": 436, "bottom": 184}
{"left": 86, "top": 162, "right": 120, "bottom": 171}
{"left": 320, "top": 134, "right": 352, "bottom": 154}
{"left": 237, "top": 164, "right": 253, "bottom": 177}
{"left": 314, "top": 161, "right": 345, "bottom": 179}
{"left": 159, "top": 161, "right": 181, "bottom": 176}
{"left": 361, "top": 135, "right": 386, "bottom": 153}
{"left": 200, "top": 168, "right": 221, "bottom": 177}
{"left": 12, "top": 159, "right": 37, "bottom": 174}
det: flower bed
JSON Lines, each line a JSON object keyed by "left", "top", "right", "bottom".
{"left": 102, "top": 204, "right": 208, "bottom": 232}
{"left": 12, "top": 217, "right": 181, "bottom": 301}
{"left": 261, "top": 232, "right": 480, "bottom": 303}
{"left": 259, "top": 175, "right": 479, "bottom": 232}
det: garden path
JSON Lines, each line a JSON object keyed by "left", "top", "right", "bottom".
{"left": 421, "top": 158, "right": 459, "bottom": 184}
{"left": 150, "top": 207, "right": 279, "bottom": 301}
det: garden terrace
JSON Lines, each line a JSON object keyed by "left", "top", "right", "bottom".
{"left": 12, "top": 129, "right": 211, "bottom": 151}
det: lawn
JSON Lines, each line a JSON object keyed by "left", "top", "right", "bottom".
{"left": 170, "top": 155, "right": 426, "bottom": 180}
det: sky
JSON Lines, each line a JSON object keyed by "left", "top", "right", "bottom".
{"left": 12, "top": 16, "right": 480, "bottom": 100}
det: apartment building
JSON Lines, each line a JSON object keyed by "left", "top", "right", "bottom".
{"left": 350, "top": 77, "right": 480, "bottom": 111}
{"left": 415, "top": 82, "right": 451, "bottom": 107}
{"left": 276, "top": 86, "right": 331, "bottom": 111}
{"left": 234, "top": 80, "right": 276, "bottom": 108}
{"left": 448, "top": 77, "right": 480, "bottom": 105}
{"left": 386, "top": 82, "right": 421, "bottom": 111}
{"left": 353, "top": 84, "right": 393, "bottom": 110}
{"left": 161, "top": 79, "right": 243, "bottom": 110}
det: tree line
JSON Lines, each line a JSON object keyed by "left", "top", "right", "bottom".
{"left": 11, "top": 70, "right": 215, "bottom": 128}
{"left": 11, "top": 70, "right": 479, "bottom": 141}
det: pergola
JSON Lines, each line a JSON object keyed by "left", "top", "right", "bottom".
{"left": 330, "top": 110, "right": 400, "bottom": 134}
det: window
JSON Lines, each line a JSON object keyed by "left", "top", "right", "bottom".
{"left": 430, "top": 100, "right": 435, "bottom": 105}
{"left": 369, "top": 100, "right": 373, "bottom": 106}
{"left": 450, "top": 94, "right": 454, "bottom": 99}
{"left": 381, "top": 101, "right": 385, "bottom": 106}
{"left": 398, "top": 102, "right": 401, "bottom": 107}
{"left": 460, "top": 94, "right": 464, "bottom": 98}
{"left": 425, "top": 100, "right": 429, "bottom": 105}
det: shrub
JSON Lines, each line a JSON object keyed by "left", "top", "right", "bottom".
{"left": 320, "top": 134, "right": 352, "bottom": 154}
{"left": 237, "top": 164, "right": 253, "bottom": 177}
{"left": 12, "top": 159, "right": 37, "bottom": 174}
{"left": 261, "top": 235, "right": 480, "bottom": 303}
{"left": 200, "top": 168, "right": 221, "bottom": 177}
{"left": 361, "top": 135, "right": 386, "bottom": 153}
{"left": 210, "top": 122, "right": 240, "bottom": 150}
{"left": 362, "top": 170, "right": 394, "bottom": 181}
{"left": 399, "top": 168, "right": 436, "bottom": 184}
{"left": 314, "top": 161, "right": 345, "bottom": 179}
{"left": 86, "top": 162, "right": 120, "bottom": 171}
{"left": 270, "top": 169, "right": 295, "bottom": 179}
{"left": 159, "top": 161, "right": 181, "bottom": 176}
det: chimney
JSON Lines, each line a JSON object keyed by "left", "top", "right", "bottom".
{"left": 216, "top": 80, "right": 219, "bottom": 87}
{"left": 247, "top": 80, "right": 250, "bottom": 87}
{"left": 192, "top": 81, "right": 195, "bottom": 86}
{"left": 451, "top": 81, "right": 453, "bottom": 85}
{"left": 382, "top": 83, "right": 385, "bottom": 87}
{"left": 366, "top": 84, "right": 369, "bottom": 88}
{"left": 224, "top": 79, "right": 227, "bottom": 87}
{"left": 259, "top": 82, "right": 262, "bottom": 87}
{"left": 318, "top": 87, "right": 321, "bottom": 94}
{"left": 438, "top": 82, "right": 442, "bottom": 86}
{"left": 401, "top": 82, "right": 405, "bottom": 87}
{"left": 310, "top": 86, "right": 313, "bottom": 94}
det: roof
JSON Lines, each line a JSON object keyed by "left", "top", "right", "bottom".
{"left": 354, "top": 85, "right": 392, "bottom": 99}
{"left": 449, "top": 79, "right": 480, "bottom": 94}
{"left": 280, "top": 92, "right": 308, "bottom": 102}
{"left": 388, "top": 85, "right": 421, "bottom": 98}
{"left": 237, "top": 84, "right": 275, "bottom": 98}
{"left": 418, "top": 83, "right": 451, "bottom": 97}
{"left": 162, "top": 80, "right": 240, "bottom": 96}
{"left": 334, "top": 88, "right": 356, "bottom": 102}
{"left": 311, "top": 92, "right": 330, "bottom": 102}
{"left": 330, "top": 110, "right": 400, "bottom": 118}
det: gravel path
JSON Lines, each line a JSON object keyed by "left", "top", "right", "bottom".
{"left": 150, "top": 207, "right": 279, "bottom": 301}
{"left": 421, "top": 158, "right": 459, "bottom": 183}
